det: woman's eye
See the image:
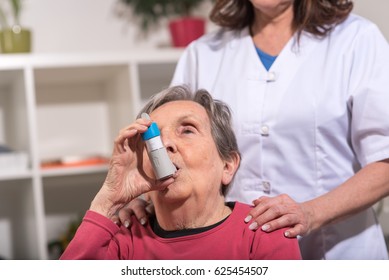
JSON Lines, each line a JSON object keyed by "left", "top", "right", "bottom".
{"left": 180, "top": 126, "right": 195, "bottom": 134}
{"left": 183, "top": 128, "right": 194, "bottom": 134}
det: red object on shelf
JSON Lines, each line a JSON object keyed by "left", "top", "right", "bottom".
{"left": 169, "top": 17, "right": 205, "bottom": 47}
{"left": 40, "top": 156, "right": 109, "bottom": 169}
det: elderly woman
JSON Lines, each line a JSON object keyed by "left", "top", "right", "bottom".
{"left": 60, "top": 86, "right": 301, "bottom": 260}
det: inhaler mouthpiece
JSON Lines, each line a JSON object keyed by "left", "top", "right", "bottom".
{"left": 141, "top": 113, "right": 176, "bottom": 180}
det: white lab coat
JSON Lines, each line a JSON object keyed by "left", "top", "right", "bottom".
{"left": 171, "top": 14, "right": 389, "bottom": 259}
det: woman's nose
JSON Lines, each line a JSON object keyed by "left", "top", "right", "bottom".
{"left": 161, "top": 133, "right": 177, "bottom": 153}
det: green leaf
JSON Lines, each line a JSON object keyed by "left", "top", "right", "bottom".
{"left": 10, "top": 0, "right": 22, "bottom": 24}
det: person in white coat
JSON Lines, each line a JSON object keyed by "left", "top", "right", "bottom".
{"left": 116, "top": 0, "right": 389, "bottom": 259}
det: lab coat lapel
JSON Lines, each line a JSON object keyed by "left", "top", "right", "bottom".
{"left": 260, "top": 32, "right": 323, "bottom": 124}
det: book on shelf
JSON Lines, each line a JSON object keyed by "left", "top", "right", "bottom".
{"left": 40, "top": 155, "right": 109, "bottom": 169}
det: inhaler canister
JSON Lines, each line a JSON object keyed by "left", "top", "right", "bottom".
{"left": 141, "top": 113, "right": 176, "bottom": 180}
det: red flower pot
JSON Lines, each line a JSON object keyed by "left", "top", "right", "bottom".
{"left": 168, "top": 17, "right": 205, "bottom": 47}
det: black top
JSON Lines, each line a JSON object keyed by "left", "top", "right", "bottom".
{"left": 151, "top": 202, "right": 235, "bottom": 238}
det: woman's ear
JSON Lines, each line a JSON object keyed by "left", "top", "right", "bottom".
{"left": 221, "top": 151, "right": 240, "bottom": 186}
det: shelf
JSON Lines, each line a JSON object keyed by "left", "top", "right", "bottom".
{"left": 0, "top": 50, "right": 181, "bottom": 259}
{"left": 0, "top": 170, "right": 33, "bottom": 181}
{"left": 40, "top": 164, "right": 108, "bottom": 177}
{"left": 0, "top": 49, "right": 183, "bottom": 69}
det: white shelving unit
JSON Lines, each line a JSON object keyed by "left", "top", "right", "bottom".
{"left": 0, "top": 50, "right": 182, "bottom": 259}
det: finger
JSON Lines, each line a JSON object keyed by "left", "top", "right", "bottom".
{"left": 132, "top": 210, "right": 149, "bottom": 226}
{"left": 113, "top": 120, "right": 153, "bottom": 155}
{"left": 259, "top": 213, "right": 299, "bottom": 233}
{"left": 246, "top": 210, "right": 279, "bottom": 231}
{"left": 145, "top": 202, "right": 155, "bottom": 215}
{"left": 113, "top": 128, "right": 140, "bottom": 154}
{"left": 111, "top": 215, "right": 121, "bottom": 227}
{"left": 244, "top": 196, "right": 275, "bottom": 224}
{"left": 249, "top": 194, "right": 298, "bottom": 223}
{"left": 252, "top": 194, "right": 292, "bottom": 207}
{"left": 284, "top": 224, "right": 307, "bottom": 238}
{"left": 129, "top": 198, "right": 150, "bottom": 226}
{"left": 247, "top": 203, "right": 293, "bottom": 232}
{"left": 136, "top": 118, "right": 152, "bottom": 126}
{"left": 252, "top": 196, "right": 268, "bottom": 206}
{"left": 118, "top": 207, "right": 134, "bottom": 228}
{"left": 119, "top": 119, "right": 151, "bottom": 134}
{"left": 114, "top": 130, "right": 134, "bottom": 154}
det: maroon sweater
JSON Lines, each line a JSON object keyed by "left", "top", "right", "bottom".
{"left": 60, "top": 202, "right": 301, "bottom": 260}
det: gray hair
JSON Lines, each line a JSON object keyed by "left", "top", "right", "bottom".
{"left": 138, "top": 85, "right": 240, "bottom": 195}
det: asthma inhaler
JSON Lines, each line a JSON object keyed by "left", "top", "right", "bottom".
{"left": 141, "top": 113, "right": 176, "bottom": 180}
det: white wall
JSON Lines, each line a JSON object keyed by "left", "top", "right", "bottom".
{"left": 353, "top": 0, "right": 389, "bottom": 40}
{"left": 20, "top": 0, "right": 213, "bottom": 53}
{"left": 21, "top": 0, "right": 164, "bottom": 53}
{"left": 17, "top": 0, "right": 388, "bottom": 53}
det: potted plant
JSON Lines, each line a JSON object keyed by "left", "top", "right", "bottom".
{"left": 116, "top": 0, "right": 209, "bottom": 47}
{"left": 0, "top": 0, "right": 31, "bottom": 53}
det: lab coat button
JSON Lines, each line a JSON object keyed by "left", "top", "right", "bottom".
{"left": 262, "top": 181, "right": 271, "bottom": 193}
{"left": 261, "top": 125, "right": 269, "bottom": 136}
{"left": 267, "top": 72, "right": 276, "bottom": 82}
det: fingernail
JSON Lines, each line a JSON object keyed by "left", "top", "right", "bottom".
{"left": 284, "top": 231, "right": 290, "bottom": 237}
{"left": 124, "top": 221, "right": 130, "bottom": 228}
{"left": 249, "top": 222, "right": 258, "bottom": 230}
{"left": 140, "top": 218, "right": 146, "bottom": 225}
{"left": 261, "top": 224, "right": 270, "bottom": 231}
{"left": 244, "top": 215, "right": 252, "bottom": 223}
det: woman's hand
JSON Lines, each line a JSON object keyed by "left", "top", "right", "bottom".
{"left": 244, "top": 194, "right": 314, "bottom": 238}
{"left": 90, "top": 118, "right": 173, "bottom": 218}
{"left": 245, "top": 160, "right": 389, "bottom": 238}
{"left": 111, "top": 197, "right": 155, "bottom": 228}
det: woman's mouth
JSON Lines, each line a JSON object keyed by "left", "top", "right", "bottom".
{"left": 172, "top": 164, "right": 180, "bottom": 178}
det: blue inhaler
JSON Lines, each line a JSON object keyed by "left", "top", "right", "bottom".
{"left": 141, "top": 113, "right": 176, "bottom": 180}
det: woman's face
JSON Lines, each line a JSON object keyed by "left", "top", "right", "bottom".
{"left": 145, "top": 100, "right": 232, "bottom": 205}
